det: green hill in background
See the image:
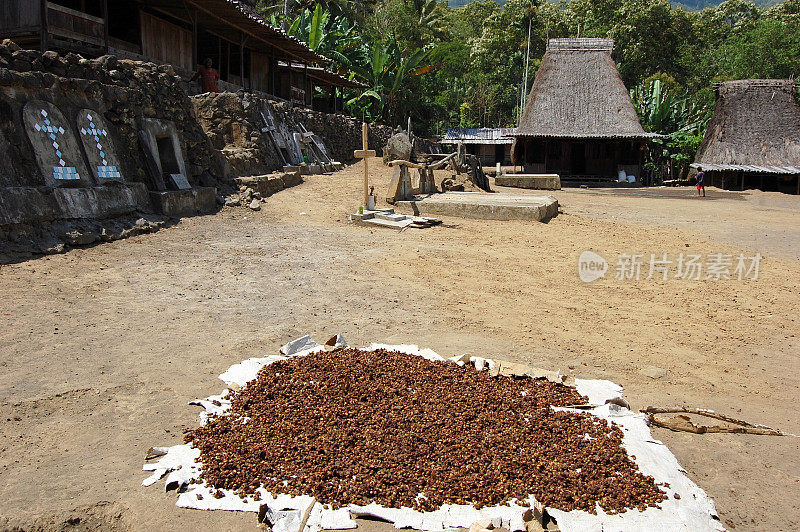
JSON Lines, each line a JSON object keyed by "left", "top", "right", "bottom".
{"left": 447, "top": 0, "right": 784, "bottom": 9}
{"left": 673, "top": 0, "right": 783, "bottom": 9}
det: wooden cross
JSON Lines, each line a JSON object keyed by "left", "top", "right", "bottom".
{"left": 353, "top": 122, "right": 376, "bottom": 208}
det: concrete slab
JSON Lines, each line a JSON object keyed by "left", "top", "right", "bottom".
{"left": 349, "top": 209, "right": 441, "bottom": 230}
{"left": 149, "top": 187, "right": 217, "bottom": 218}
{"left": 495, "top": 174, "right": 561, "bottom": 190}
{"left": 396, "top": 193, "right": 558, "bottom": 222}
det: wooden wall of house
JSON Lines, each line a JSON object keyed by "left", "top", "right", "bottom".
{"left": 140, "top": 11, "right": 192, "bottom": 72}
{"left": 251, "top": 52, "right": 270, "bottom": 93}
{"left": 521, "top": 139, "right": 641, "bottom": 178}
{"left": 1, "top": 0, "right": 41, "bottom": 32}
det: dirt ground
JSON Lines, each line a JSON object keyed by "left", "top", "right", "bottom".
{"left": 1, "top": 162, "right": 798, "bottom": 531}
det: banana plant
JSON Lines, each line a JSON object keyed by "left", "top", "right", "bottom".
{"left": 284, "top": 5, "right": 366, "bottom": 69}
{"left": 345, "top": 35, "right": 432, "bottom": 123}
{"left": 631, "top": 79, "right": 711, "bottom": 182}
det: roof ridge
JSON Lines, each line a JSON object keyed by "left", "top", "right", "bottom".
{"left": 547, "top": 38, "right": 614, "bottom": 52}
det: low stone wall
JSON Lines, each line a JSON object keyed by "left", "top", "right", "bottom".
{"left": 234, "top": 172, "right": 304, "bottom": 198}
{"left": 191, "top": 91, "right": 395, "bottom": 177}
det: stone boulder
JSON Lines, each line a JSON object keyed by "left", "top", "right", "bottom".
{"left": 383, "top": 132, "right": 412, "bottom": 163}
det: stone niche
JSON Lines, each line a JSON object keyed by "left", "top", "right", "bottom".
{"left": 138, "top": 118, "right": 216, "bottom": 217}
{"left": 22, "top": 100, "right": 92, "bottom": 188}
{"left": 139, "top": 118, "right": 189, "bottom": 191}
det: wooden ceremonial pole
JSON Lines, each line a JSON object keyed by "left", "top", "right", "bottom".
{"left": 353, "top": 122, "right": 376, "bottom": 209}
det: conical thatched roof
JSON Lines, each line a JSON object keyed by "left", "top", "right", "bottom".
{"left": 693, "top": 80, "right": 800, "bottom": 174}
{"left": 515, "top": 38, "right": 655, "bottom": 139}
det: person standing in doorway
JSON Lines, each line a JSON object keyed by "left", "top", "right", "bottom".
{"left": 191, "top": 58, "right": 220, "bottom": 94}
{"left": 696, "top": 167, "right": 706, "bottom": 197}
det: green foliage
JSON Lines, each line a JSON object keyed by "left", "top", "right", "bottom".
{"left": 272, "top": 0, "right": 799, "bottom": 141}
{"left": 631, "top": 79, "right": 711, "bottom": 181}
{"left": 344, "top": 34, "right": 433, "bottom": 124}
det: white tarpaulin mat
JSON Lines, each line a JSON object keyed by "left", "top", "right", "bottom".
{"left": 143, "top": 336, "right": 723, "bottom": 531}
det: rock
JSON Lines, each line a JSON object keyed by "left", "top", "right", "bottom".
{"left": 43, "top": 243, "right": 66, "bottom": 255}
{"left": 41, "top": 51, "right": 59, "bottom": 65}
{"left": 97, "top": 54, "right": 118, "bottom": 70}
{"left": 63, "top": 230, "right": 99, "bottom": 246}
{"left": 248, "top": 199, "right": 261, "bottom": 211}
{"left": 243, "top": 187, "right": 254, "bottom": 201}
{"left": 225, "top": 196, "right": 241, "bottom": 207}
{"left": 2, "top": 39, "right": 21, "bottom": 52}
{"left": 383, "top": 132, "right": 413, "bottom": 163}
{"left": 640, "top": 366, "right": 668, "bottom": 379}
{"left": 100, "top": 228, "right": 116, "bottom": 242}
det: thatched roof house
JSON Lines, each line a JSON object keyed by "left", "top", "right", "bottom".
{"left": 512, "top": 38, "right": 656, "bottom": 182}
{"left": 693, "top": 80, "right": 800, "bottom": 194}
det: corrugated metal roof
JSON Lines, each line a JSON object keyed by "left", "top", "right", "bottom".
{"left": 691, "top": 163, "right": 800, "bottom": 174}
{"left": 442, "top": 128, "right": 516, "bottom": 144}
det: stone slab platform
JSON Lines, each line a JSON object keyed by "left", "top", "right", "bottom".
{"left": 0, "top": 183, "right": 150, "bottom": 226}
{"left": 149, "top": 187, "right": 217, "bottom": 218}
{"left": 396, "top": 193, "right": 558, "bottom": 222}
{"left": 495, "top": 174, "right": 561, "bottom": 190}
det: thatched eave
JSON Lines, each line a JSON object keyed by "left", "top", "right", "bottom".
{"left": 691, "top": 163, "right": 800, "bottom": 175}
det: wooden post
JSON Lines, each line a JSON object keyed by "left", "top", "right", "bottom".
{"left": 362, "top": 123, "right": 369, "bottom": 205}
{"left": 39, "top": 0, "right": 48, "bottom": 53}
{"left": 102, "top": 0, "right": 109, "bottom": 52}
{"left": 353, "top": 122, "right": 376, "bottom": 208}
{"left": 303, "top": 63, "right": 309, "bottom": 107}
{"left": 240, "top": 33, "right": 245, "bottom": 89}
{"left": 269, "top": 51, "right": 276, "bottom": 95}
{"left": 192, "top": 9, "right": 198, "bottom": 68}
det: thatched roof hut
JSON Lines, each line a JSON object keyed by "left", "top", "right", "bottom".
{"left": 512, "top": 39, "right": 655, "bottom": 183}
{"left": 515, "top": 38, "right": 656, "bottom": 140}
{"left": 693, "top": 80, "right": 800, "bottom": 176}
